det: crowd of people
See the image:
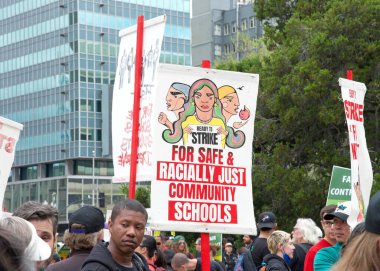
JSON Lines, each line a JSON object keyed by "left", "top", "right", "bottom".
{"left": 0, "top": 191, "right": 379, "bottom": 271}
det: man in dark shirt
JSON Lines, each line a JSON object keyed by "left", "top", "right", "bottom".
{"left": 251, "top": 211, "right": 277, "bottom": 269}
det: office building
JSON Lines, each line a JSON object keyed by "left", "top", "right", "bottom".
{"left": 0, "top": 0, "right": 190, "bottom": 229}
{"left": 192, "top": 0, "right": 263, "bottom": 66}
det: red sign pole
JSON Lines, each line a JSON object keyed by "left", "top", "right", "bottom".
{"left": 129, "top": 16, "right": 144, "bottom": 199}
{"left": 200, "top": 59, "right": 211, "bottom": 271}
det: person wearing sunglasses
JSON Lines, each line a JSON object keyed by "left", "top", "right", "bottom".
{"left": 173, "top": 236, "right": 193, "bottom": 259}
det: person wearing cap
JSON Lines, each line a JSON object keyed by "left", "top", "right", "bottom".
{"left": 313, "top": 202, "right": 352, "bottom": 271}
{"left": 0, "top": 216, "right": 52, "bottom": 271}
{"left": 222, "top": 242, "right": 237, "bottom": 271}
{"left": 250, "top": 211, "right": 277, "bottom": 268}
{"left": 332, "top": 191, "right": 380, "bottom": 271}
{"left": 13, "top": 201, "right": 59, "bottom": 271}
{"left": 172, "top": 235, "right": 194, "bottom": 259}
{"left": 303, "top": 205, "right": 337, "bottom": 271}
{"left": 81, "top": 199, "right": 149, "bottom": 271}
{"left": 158, "top": 82, "right": 190, "bottom": 132}
{"left": 47, "top": 206, "right": 105, "bottom": 271}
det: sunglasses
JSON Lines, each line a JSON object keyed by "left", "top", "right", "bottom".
{"left": 178, "top": 242, "right": 186, "bottom": 245}
{"left": 157, "top": 242, "right": 161, "bottom": 245}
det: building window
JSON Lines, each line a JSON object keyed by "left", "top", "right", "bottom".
{"left": 223, "top": 24, "right": 230, "bottom": 35}
{"left": 232, "top": 22, "right": 236, "bottom": 33}
{"left": 224, "top": 44, "right": 231, "bottom": 54}
{"left": 250, "top": 17, "right": 255, "bottom": 28}
{"left": 215, "top": 45, "right": 222, "bottom": 56}
{"left": 214, "top": 24, "right": 221, "bottom": 36}
{"left": 46, "top": 162, "right": 65, "bottom": 177}
{"left": 241, "top": 19, "right": 247, "bottom": 30}
{"left": 20, "top": 166, "right": 38, "bottom": 180}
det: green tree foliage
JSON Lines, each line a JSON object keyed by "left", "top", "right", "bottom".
{"left": 218, "top": 0, "right": 380, "bottom": 231}
{"left": 119, "top": 184, "right": 151, "bottom": 208}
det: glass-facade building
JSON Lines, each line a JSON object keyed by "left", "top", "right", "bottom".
{"left": 0, "top": 0, "right": 190, "bottom": 228}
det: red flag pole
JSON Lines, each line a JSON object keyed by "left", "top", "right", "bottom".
{"left": 347, "top": 70, "right": 353, "bottom": 80}
{"left": 129, "top": 16, "right": 144, "bottom": 199}
{"left": 201, "top": 59, "right": 211, "bottom": 271}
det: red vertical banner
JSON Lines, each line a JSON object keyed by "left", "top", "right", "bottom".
{"left": 129, "top": 16, "right": 144, "bottom": 199}
{"left": 200, "top": 59, "right": 211, "bottom": 271}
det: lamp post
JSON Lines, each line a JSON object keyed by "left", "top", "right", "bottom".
{"left": 236, "top": 1, "right": 240, "bottom": 61}
{"left": 92, "top": 150, "right": 95, "bottom": 206}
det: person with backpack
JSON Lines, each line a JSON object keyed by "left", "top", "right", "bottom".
{"left": 261, "top": 231, "right": 295, "bottom": 271}
{"left": 289, "top": 218, "right": 319, "bottom": 271}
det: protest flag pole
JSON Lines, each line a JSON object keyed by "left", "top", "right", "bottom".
{"left": 129, "top": 15, "right": 144, "bottom": 199}
{"left": 200, "top": 59, "right": 211, "bottom": 271}
{"left": 347, "top": 70, "right": 353, "bottom": 80}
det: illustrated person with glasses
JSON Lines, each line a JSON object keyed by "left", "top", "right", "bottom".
{"left": 303, "top": 205, "right": 337, "bottom": 271}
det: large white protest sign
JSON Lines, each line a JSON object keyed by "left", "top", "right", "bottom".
{"left": 150, "top": 64, "right": 259, "bottom": 234}
{"left": 339, "top": 78, "right": 373, "bottom": 225}
{"left": 112, "top": 15, "right": 166, "bottom": 183}
{"left": 0, "top": 117, "right": 23, "bottom": 210}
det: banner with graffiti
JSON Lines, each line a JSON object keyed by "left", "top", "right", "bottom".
{"left": 112, "top": 15, "right": 166, "bottom": 183}
{"left": 150, "top": 64, "right": 259, "bottom": 234}
{"left": 0, "top": 116, "right": 23, "bottom": 210}
{"left": 339, "top": 78, "right": 373, "bottom": 224}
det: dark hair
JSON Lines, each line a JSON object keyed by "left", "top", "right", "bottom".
{"left": 111, "top": 199, "right": 148, "bottom": 223}
{"left": 0, "top": 226, "right": 33, "bottom": 271}
{"left": 141, "top": 235, "right": 157, "bottom": 258}
{"left": 13, "top": 201, "right": 59, "bottom": 236}
{"left": 320, "top": 204, "right": 337, "bottom": 220}
{"left": 154, "top": 248, "right": 167, "bottom": 268}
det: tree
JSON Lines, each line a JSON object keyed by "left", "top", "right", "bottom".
{"left": 218, "top": 0, "right": 380, "bottom": 231}
{"left": 119, "top": 184, "right": 151, "bottom": 208}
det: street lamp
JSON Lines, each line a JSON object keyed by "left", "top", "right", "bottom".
{"left": 92, "top": 150, "right": 95, "bottom": 206}
{"left": 236, "top": 1, "right": 240, "bottom": 61}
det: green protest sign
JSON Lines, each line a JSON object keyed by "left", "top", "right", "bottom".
{"left": 210, "top": 233, "right": 222, "bottom": 261}
{"left": 326, "top": 166, "right": 351, "bottom": 205}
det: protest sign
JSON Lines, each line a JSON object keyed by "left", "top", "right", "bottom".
{"left": 150, "top": 64, "right": 259, "bottom": 234}
{"left": 326, "top": 166, "right": 351, "bottom": 205}
{"left": 112, "top": 15, "right": 166, "bottom": 183}
{"left": 339, "top": 78, "right": 373, "bottom": 224}
{"left": 0, "top": 116, "right": 23, "bottom": 210}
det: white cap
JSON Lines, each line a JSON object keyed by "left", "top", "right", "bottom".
{"left": 24, "top": 219, "right": 52, "bottom": 261}
{"left": 0, "top": 215, "right": 52, "bottom": 262}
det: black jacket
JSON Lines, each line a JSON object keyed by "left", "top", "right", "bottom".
{"left": 81, "top": 241, "right": 149, "bottom": 271}
{"left": 262, "top": 254, "right": 291, "bottom": 271}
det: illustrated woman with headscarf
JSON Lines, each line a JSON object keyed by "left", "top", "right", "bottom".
{"left": 158, "top": 82, "right": 190, "bottom": 132}
{"left": 161, "top": 78, "right": 246, "bottom": 149}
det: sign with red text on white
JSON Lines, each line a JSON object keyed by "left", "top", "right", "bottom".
{"left": 150, "top": 64, "right": 258, "bottom": 234}
{"left": 112, "top": 15, "right": 166, "bottom": 183}
{"left": 0, "top": 116, "right": 23, "bottom": 210}
{"left": 339, "top": 78, "right": 373, "bottom": 225}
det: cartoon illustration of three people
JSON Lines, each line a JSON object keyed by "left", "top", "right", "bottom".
{"left": 158, "top": 78, "right": 251, "bottom": 149}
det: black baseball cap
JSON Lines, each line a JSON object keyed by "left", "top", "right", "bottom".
{"left": 69, "top": 206, "right": 105, "bottom": 234}
{"left": 258, "top": 212, "right": 277, "bottom": 229}
{"left": 365, "top": 191, "right": 380, "bottom": 234}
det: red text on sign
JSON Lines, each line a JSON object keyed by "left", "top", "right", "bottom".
{"left": 344, "top": 100, "right": 363, "bottom": 122}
